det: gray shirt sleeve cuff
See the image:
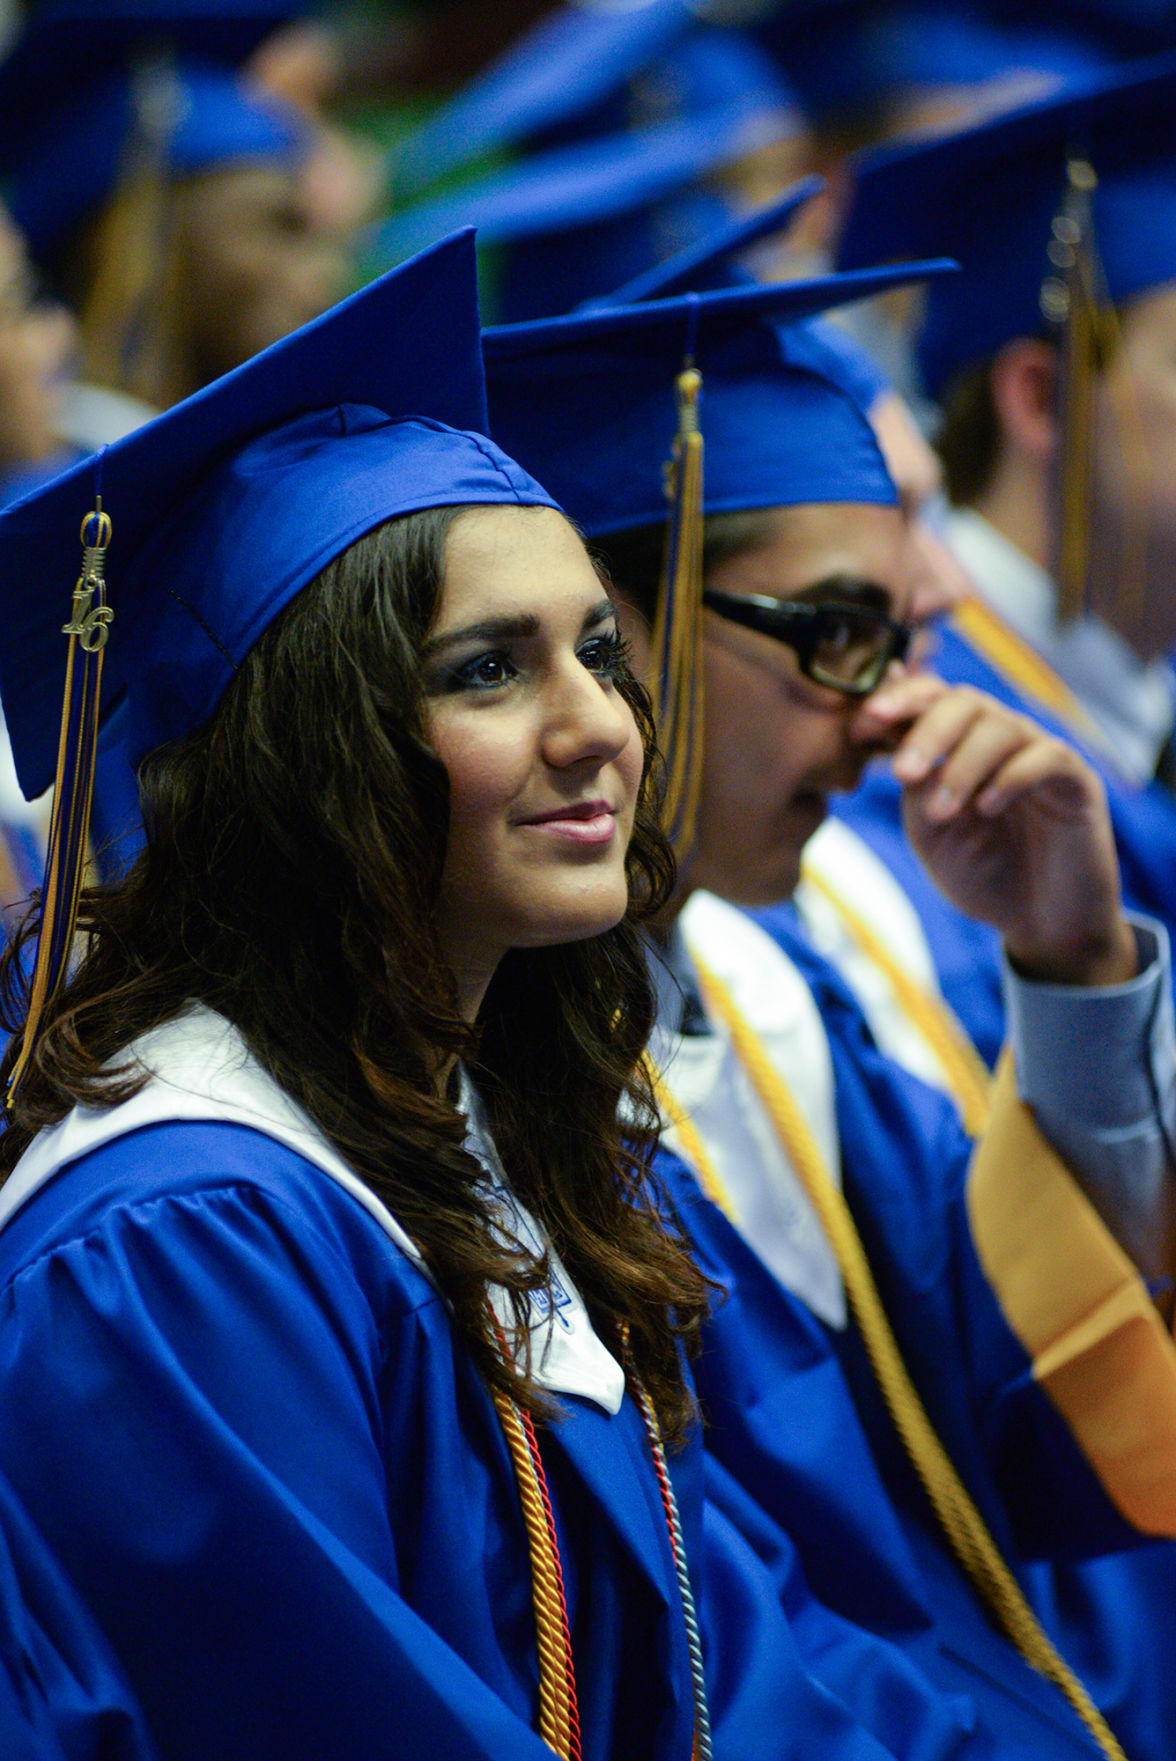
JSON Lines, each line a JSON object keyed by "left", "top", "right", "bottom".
{"left": 1004, "top": 914, "right": 1176, "bottom": 1272}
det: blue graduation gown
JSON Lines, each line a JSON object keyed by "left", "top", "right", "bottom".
{"left": 679, "top": 908, "right": 1176, "bottom": 1761}
{"left": 0, "top": 1467, "right": 156, "bottom": 1761}
{"left": 0, "top": 1115, "right": 965, "bottom": 1761}
{"left": 835, "top": 617, "right": 1176, "bottom": 1069}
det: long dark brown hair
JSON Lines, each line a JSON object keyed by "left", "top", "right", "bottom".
{"left": 0, "top": 505, "right": 708, "bottom": 1439}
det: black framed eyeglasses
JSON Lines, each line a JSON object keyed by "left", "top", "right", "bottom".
{"left": 701, "top": 587, "right": 912, "bottom": 697}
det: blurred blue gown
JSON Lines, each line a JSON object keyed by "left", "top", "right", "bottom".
{"left": 666, "top": 907, "right": 1176, "bottom": 1761}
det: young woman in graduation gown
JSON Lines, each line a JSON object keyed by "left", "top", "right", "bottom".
{"left": 0, "top": 232, "right": 961, "bottom": 1761}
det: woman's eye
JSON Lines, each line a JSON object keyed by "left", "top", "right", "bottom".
{"left": 453, "top": 651, "right": 517, "bottom": 690}
{"left": 579, "top": 630, "right": 629, "bottom": 678}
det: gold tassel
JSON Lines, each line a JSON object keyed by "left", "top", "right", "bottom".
{"left": 1043, "top": 155, "right": 1110, "bottom": 623}
{"left": 651, "top": 360, "right": 705, "bottom": 863}
{"left": 7, "top": 504, "right": 113, "bottom": 1110}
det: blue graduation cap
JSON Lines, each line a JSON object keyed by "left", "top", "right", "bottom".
{"left": 390, "top": 0, "right": 697, "bottom": 199}
{"left": 0, "top": 2, "right": 311, "bottom": 263}
{"left": 483, "top": 264, "right": 955, "bottom": 533}
{"left": 377, "top": 13, "right": 806, "bottom": 319}
{"left": 364, "top": 102, "right": 803, "bottom": 318}
{"left": 837, "top": 52, "right": 1176, "bottom": 397}
{"left": 585, "top": 174, "right": 823, "bottom": 305}
{"left": 484, "top": 257, "right": 954, "bottom": 852}
{"left": 751, "top": 0, "right": 1105, "bottom": 128}
{"left": 0, "top": 228, "right": 558, "bottom": 1099}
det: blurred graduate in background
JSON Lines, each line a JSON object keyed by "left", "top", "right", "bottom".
{"left": 0, "top": 2, "right": 354, "bottom": 443}
{"left": 834, "top": 57, "right": 1176, "bottom": 1067}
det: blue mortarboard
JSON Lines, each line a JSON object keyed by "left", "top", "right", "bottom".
{"left": 390, "top": 0, "right": 697, "bottom": 199}
{"left": 483, "top": 264, "right": 953, "bottom": 536}
{"left": 0, "top": 227, "right": 559, "bottom": 1102}
{"left": 0, "top": 3, "right": 311, "bottom": 261}
{"left": 0, "top": 228, "right": 556, "bottom": 800}
{"left": 364, "top": 99, "right": 802, "bottom": 319}
{"left": 586, "top": 174, "right": 823, "bottom": 305}
{"left": 837, "top": 53, "right": 1176, "bottom": 396}
{"left": 484, "top": 260, "right": 951, "bottom": 855}
{"left": 783, "top": 317, "right": 893, "bottom": 416}
{"left": 752, "top": 0, "right": 1105, "bottom": 127}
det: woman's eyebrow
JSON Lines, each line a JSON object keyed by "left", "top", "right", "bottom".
{"left": 422, "top": 613, "right": 541, "bottom": 658}
{"left": 583, "top": 597, "right": 619, "bottom": 630}
{"left": 424, "top": 597, "right": 618, "bottom": 659}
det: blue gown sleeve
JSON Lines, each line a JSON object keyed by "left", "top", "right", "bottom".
{"left": 700, "top": 1454, "right": 1001, "bottom": 1761}
{"left": 0, "top": 1465, "right": 160, "bottom": 1761}
{"left": 0, "top": 1125, "right": 577, "bottom": 1761}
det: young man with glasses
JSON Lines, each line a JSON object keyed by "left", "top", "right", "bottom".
{"left": 486, "top": 274, "right": 1176, "bottom": 1761}
{"left": 833, "top": 60, "right": 1176, "bottom": 1069}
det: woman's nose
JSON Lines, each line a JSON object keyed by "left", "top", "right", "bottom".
{"left": 542, "top": 661, "right": 634, "bottom": 769}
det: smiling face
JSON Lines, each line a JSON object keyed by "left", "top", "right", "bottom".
{"left": 423, "top": 504, "right": 645, "bottom": 1016}
{"left": 689, "top": 499, "right": 910, "bottom": 905}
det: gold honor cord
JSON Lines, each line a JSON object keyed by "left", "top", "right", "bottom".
{"left": 620, "top": 1331, "right": 713, "bottom": 1761}
{"left": 490, "top": 1313, "right": 710, "bottom": 1761}
{"left": 798, "top": 860, "right": 992, "bottom": 1136}
{"left": 489, "top": 1379, "right": 581, "bottom": 1760}
{"left": 8, "top": 505, "right": 114, "bottom": 1111}
{"left": 651, "top": 362, "right": 705, "bottom": 863}
{"left": 654, "top": 951, "right": 1130, "bottom": 1761}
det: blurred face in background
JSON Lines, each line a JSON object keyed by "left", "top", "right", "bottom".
{"left": 868, "top": 387, "right": 971, "bottom": 634}
{"left": 1085, "top": 281, "right": 1176, "bottom": 660}
{"left": 174, "top": 160, "right": 350, "bottom": 390}
{"left": 0, "top": 208, "right": 74, "bottom": 471}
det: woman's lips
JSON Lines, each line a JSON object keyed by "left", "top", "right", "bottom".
{"left": 518, "top": 801, "right": 618, "bottom": 845}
